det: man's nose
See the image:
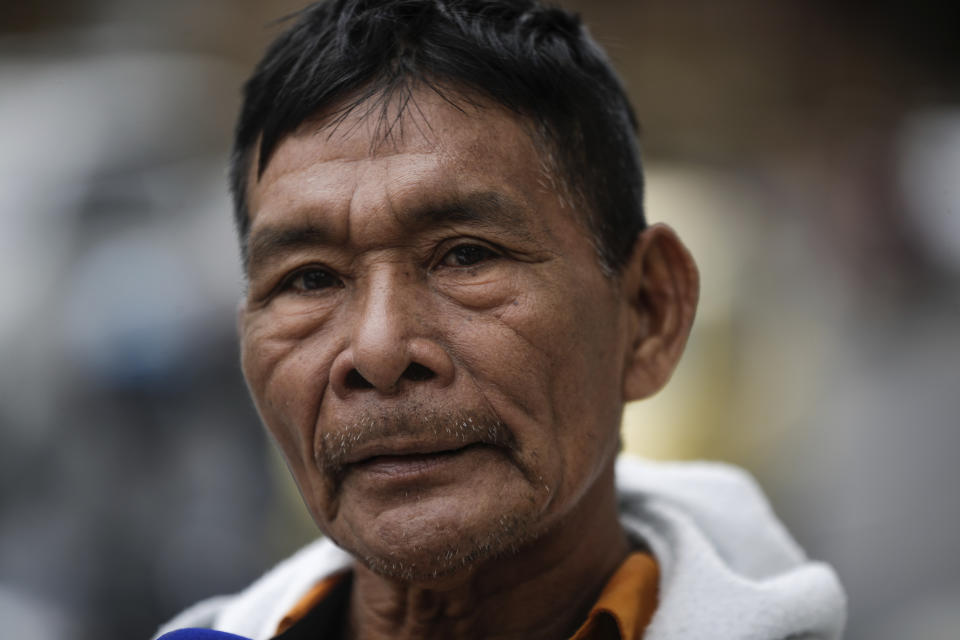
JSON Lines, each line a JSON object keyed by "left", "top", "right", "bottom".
{"left": 329, "top": 274, "right": 455, "bottom": 397}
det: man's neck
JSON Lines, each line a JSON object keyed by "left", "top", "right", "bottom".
{"left": 345, "top": 464, "right": 631, "bottom": 640}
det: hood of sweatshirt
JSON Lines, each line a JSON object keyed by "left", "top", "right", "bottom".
{"left": 615, "top": 457, "right": 845, "bottom": 640}
{"left": 155, "top": 456, "right": 846, "bottom": 640}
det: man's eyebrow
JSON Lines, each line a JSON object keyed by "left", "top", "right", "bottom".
{"left": 246, "top": 224, "right": 335, "bottom": 273}
{"left": 245, "top": 190, "right": 534, "bottom": 273}
{"left": 399, "top": 191, "right": 535, "bottom": 239}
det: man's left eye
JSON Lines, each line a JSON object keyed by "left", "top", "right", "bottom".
{"left": 440, "top": 244, "right": 498, "bottom": 267}
{"left": 281, "top": 267, "right": 343, "bottom": 293}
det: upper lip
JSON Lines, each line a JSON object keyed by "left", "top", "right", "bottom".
{"left": 342, "top": 438, "right": 483, "bottom": 466}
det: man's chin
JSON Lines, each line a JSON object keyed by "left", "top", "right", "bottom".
{"left": 333, "top": 507, "right": 541, "bottom": 583}
{"left": 355, "top": 538, "right": 503, "bottom": 583}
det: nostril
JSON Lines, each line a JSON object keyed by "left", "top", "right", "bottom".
{"left": 402, "top": 362, "right": 436, "bottom": 382}
{"left": 345, "top": 369, "right": 374, "bottom": 390}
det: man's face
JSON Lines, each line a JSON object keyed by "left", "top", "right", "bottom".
{"left": 240, "top": 90, "right": 634, "bottom": 579}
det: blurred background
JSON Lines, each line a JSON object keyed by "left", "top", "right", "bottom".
{"left": 1, "top": 1, "right": 958, "bottom": 638}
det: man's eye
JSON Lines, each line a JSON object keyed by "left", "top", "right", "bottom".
{"left": 284, "top": 267, "right": 342, "bottom": 292}
{"left": 440, "top": 244, "right": 498, "bottom": 267}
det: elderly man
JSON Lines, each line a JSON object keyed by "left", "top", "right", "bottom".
{"left": 157, "top": 1, "right": 845, "bottom": 638}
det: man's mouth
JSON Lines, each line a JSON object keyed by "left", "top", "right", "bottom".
{"left": 316, "top": 408, "right": 515, "bottom": 485}
{"left": 343, "top": 438, "right": 484, "bottom": 466}
{"left": 349, "top": 443, "right": 487, "bottom": 478}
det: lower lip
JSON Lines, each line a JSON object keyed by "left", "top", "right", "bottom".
{"left": 348, "top": 444, "right": 484, "bottom": 481}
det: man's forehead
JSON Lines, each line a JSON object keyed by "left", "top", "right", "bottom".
{"left": 254, "top": 87, "right": 528, "bottom": 184}
{"left": 245, "top": 89, "right": 555, "bottom": 232}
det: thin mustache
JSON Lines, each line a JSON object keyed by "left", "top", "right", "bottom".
{"left": 316, "top": 408, "right": 515, "bottom": 478}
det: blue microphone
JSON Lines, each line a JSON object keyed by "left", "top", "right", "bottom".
{"left": 157, "top": 630, "right": 253, "bottom": 640}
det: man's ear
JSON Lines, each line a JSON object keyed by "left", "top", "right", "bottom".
{"left": 621, "top": 223, "right": 699, "bottom": 402}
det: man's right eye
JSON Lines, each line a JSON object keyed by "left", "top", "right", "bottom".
{"left": 282, "top": 267, "right": 343, "bottom": 293}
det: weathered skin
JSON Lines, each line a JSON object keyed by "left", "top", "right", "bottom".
{"left": 239, "top": 88, "right": 698, "bottom": 640}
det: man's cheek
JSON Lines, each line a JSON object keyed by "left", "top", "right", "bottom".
{"left": 242, "top": 334, "right": 323, "bottom": 462}
{"left": 241, "top": 311, "right": 299, "bottom": 381}
{"left": 243, "top": 308, "right": 337, "bottom": 390}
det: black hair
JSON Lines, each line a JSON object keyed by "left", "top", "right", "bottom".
{"left": 232, "top": 0, "right": 646, "bottom": 272}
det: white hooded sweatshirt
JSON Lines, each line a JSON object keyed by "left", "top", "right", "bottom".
{"left": 155, "top": 456, "right": 846, "bottom": 640}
